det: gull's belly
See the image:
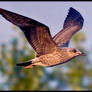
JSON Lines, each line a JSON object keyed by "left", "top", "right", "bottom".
{"left": 39, "top": 51, "right": 67, "bottom": 67}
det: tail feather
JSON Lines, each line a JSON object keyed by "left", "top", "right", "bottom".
{"left": 16, "top": 61, "right": 32, "bottom": 67}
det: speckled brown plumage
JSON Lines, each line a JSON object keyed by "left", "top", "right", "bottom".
{"left": 0, "top": 7, "right": 85, "bottom": 68}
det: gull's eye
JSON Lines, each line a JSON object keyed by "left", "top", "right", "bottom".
{"left": 72, "top": 49, "right": 77, "bottom": 53}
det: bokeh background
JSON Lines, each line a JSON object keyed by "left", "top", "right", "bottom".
{"left": 0, "top": 1, "right": 92, "bottom": 91}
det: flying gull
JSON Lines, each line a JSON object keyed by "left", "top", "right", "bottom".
{"left": 0, "top": 7, "right": 86, "bottom": 68}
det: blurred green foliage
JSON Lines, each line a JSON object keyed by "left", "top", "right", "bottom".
{"left": 0, "top": 28, "right": 92, "bottom": 91}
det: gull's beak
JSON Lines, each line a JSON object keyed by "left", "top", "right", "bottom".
{"left": 81, "top": 52, "right": 86, "bottom": 56}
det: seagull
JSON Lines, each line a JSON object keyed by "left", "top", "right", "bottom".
{"left": 0, "top": 7, "right": 86, "bottom": 68}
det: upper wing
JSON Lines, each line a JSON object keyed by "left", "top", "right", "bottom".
{"left": 53, "top": 7, "right": 84, "bottom": 47}
{"left": 0, "top": 8, "right": 58, "bottom": 57}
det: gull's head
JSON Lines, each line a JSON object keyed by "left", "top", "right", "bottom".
{"left": 67, "top": 48, "right": 86, "bottom": 57}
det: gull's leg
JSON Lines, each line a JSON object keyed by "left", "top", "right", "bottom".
{"left": 24, "top": 64, "right": 35, "bottom": 69}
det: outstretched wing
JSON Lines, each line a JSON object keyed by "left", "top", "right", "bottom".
{"left": 53, "top": 7, "right": 84, "bottom": 47}
{"left": 0, "top": 8, "right": 58, "bottom": 57}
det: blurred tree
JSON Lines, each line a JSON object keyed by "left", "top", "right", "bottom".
{"left": 0, "top": 27, "right": 92, "bottom": 91}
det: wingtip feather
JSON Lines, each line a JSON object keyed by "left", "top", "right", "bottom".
{"left": 0, "top": 8, "right": 4, "bottom": 13}
{"left": 63, "top": 7, "right": 84, "bottom": 29}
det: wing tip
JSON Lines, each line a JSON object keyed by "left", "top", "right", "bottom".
{"left": 64, "top": 7, "right": 84, "bottom": 29}
{"left": 0, "top": 8, "right": 8, "bottom": 15}
{"left": 0, "top": 8, "right": 3, "bottom": 13}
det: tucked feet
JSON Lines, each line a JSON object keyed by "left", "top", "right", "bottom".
{"left": 24, "top": 64, "right": 35, "bottom": 69}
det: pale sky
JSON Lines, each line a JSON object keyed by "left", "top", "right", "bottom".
{"left": 0, "top": 1, "right": 92, "bottom": 50}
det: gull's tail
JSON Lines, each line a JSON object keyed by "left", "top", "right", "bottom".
{"left": 16, "top": 61, "right": 34, "bottom": 68}
{"left": 16, "top": 61, "right": 32, "bottom": 66}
